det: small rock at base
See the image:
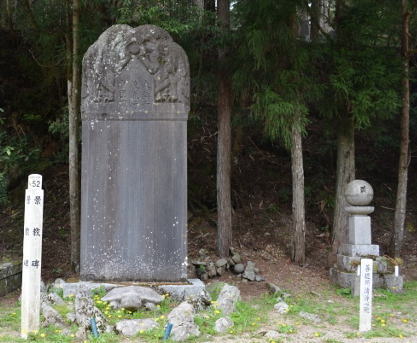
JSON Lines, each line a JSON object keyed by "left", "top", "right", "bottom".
{"left": 255, "top": 275, "right": 264, "bottom": 282}
{"left": 266, "top": 282, "right": 282, "bottom": 295}
{"left": 214, "top": 317, "right": 234, "bottom": 333}
{"left": 242, "top": 261, "right": 256, "bottom": 281}
{"left": 217, "top": 284, "right": 241, "bottom": 314}
{"left": 233, "top": 264, "right": 244, "bottom": 274}
{"left": 274, "top": 301, "right": 289, "bottom": 314}
{"left": 264, "top": 330, "right": 280, "bottom": 339}
{"left": 116, "top": 318, "right": 158, "bottom": 336}
{"left": 231, "top": 253, "right": 241, "bottom": 264}
{"left": 215, "top": 258, "right": 228, "bottom": 268}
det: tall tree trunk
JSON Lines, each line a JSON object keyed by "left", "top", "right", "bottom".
{"left": 291, "top": 124, "right": 306, "bottom": 265}
{"left": 216, "top": 0, "right": 232, "bottom": 257}
{"left": 310, "top": 0, "right": 321, "bottom": 41}
{"left": 331, "top": 117, "right": 355, "bottom": 257}
{"left": 68, "top": 0, "right": 80, "bottom": 272}
{"left": 393, "top": 0, "right": 410, "bottom": 258}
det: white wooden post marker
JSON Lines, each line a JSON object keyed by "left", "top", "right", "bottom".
{"left": 359, "top": 258, "right": 373, "bottom": 332}
{"left": 21, "top": 174, "right": 44, "bottom": 338}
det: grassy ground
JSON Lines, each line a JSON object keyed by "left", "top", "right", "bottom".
{"left": 1, "top": 281, "right": 416, "bottom": 343}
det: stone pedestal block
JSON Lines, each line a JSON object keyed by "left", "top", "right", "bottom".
{"left": 340, "top": 244, "right": 379, "bottom": 257}
{"left": 348, "top": 215, "right": 371, "bottom": 244}
{"left": 384, "top": 275, "right": 403, "bottom": 293}
{"left": 337, "top": 255, "right": 391, "bottom": 274}
{"left": 330, "top": 268, "right": 384, "bottom": 289}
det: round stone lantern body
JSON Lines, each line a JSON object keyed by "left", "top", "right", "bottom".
{"left": 345, "top": 180, "right": 373, "bottom": 206}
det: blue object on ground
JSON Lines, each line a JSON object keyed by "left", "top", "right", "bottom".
{"left": 90, "top": 317, "right": 99, "bottom": 338}
{"left": 163, "top": 323, "right": 173, "bottom": 340}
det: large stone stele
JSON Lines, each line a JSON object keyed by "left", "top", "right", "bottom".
{"left": 80, "top": 24, "right": 190, "bottom": 281}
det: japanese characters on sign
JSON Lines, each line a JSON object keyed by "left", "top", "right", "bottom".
{"left": 21, "top": 174, "right": 44, "bottom": 339}
{"left": 359, "top": 258, "right": 373, "bottom": 332}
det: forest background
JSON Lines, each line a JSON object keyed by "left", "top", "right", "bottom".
{"left": 0, "top": 0, "right": 417, "bottom": 279}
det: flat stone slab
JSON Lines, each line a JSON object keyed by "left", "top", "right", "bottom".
{"left": 0, "top": 261, "right": 22, "bottom": 297}
{"left": 330, "top": 268, "right": 384, "bottom": 289}
{"left": 157, "top": 279, "right": 207, "bottom": 302}
{"left": 340, "top": 244, "right": 379, "bottom": 257}
{"left": 54, "top": 280, "right": 121, "bottom": 298}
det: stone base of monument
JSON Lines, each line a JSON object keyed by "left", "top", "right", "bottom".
{"left": 0, "top": 260, "right": 22, "bottom": 296}
{"left": 54, "top": 278, "right": 207, "bottom": 302}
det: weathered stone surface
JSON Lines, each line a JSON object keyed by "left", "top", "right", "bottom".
{"left": 168, "top": 302, "right": 200, "bottom": 341}
{"left": 207, "top": 262, "right": 217, "bottom": 278}
{"left": 339, "top": 244, "right": 379, "bottom": 257}
{"left": 348, "top": 216, "right": 371, "bottom": 245}
{"left": 384, "top": 274, "right": 403, "bottom": 293}
{"left": 54, "top": 280, "right": 120, "bottom": 298}
{"left": 233, "top": 264, "right": 244, "bottom": 274}
{"left": 102, "top": 286, "right": 163, "bottom": 310}
{"left": 157, "top": 279, "right": 210, "bottom": 308}
{"left": 80, "top": 24, "right": 190, "bottom": 281}
{"left": 217, "top": 284, "right": 240, "bottom": 315}
{"left": 215, "top": 259, "right": 227, "bottom": 268}
{"left": 255, "top": 275, "right": 264, "bottom": 282}
{"left": 214, "top": 317, "right": 234, "bottom": 333}
{"left": 345, "top": 180, "right": 373, "bottom": 206}
{"left": 266, "top": 282, "right": 282, "bottom": 295}
{"left": 0, "top": 261, "right": 21, "bottom": 297}
{"left": 74, "top": 291, "right": 107, "bottom": 331}
{"left": 274, "top": 301, "right": 289, "bottom": 314}
{"left": 330, "top": 268, "right": 384, "bottom": 289}
{"left": 41, "top": 303, "right": 65, "bottom": 327}
{"left": 231, "top": 253, "right": 241, "bottom": 264}
{"left": 47, "top": 292, "right": 65, "bottom": 305}
{"left": 116, "top": 318, "right": 158, "bottom": 336}
{"left": 242, "top": 261, "right": 256, "bottom": 281}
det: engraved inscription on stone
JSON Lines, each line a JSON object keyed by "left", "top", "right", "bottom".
{"left": 81, "top": 24, "right": 190, "bottom": 120}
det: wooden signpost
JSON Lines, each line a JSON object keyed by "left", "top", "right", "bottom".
{"left": 21, "top": 174, "right": 44, "bottom": 339}
{"left": 359, "top": 258, "right": 373, "bottom": 332}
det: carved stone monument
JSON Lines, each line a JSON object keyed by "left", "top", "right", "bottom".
{"left": 80, "top": 25, "right": 189, "bottom": 281}
{"left": 330, "top": 180, "right": 403, "bottom": 293}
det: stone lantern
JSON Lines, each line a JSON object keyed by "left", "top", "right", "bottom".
{"left": 330, "top": 180, "right": 403, "bottom": 294}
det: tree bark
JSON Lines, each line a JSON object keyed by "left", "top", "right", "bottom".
{"left": 331, "top": 117, "right": 355, "bottom": 257}
{"left": 216, "top": 0, "right": 232, "bottom": 257}
{"left": 393, "top": 0, "right": 410, "bottom": 258}
{"left": 68, "top": 0, "right": 80, "bottom": 272}
{"left": 310, "top": 0, "right": 321, "bottom": 41}
{"left": 291, "top": 124, "right": 306, "bottom": 265}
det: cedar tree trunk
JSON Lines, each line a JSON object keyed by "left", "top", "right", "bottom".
{"left": 331, "top": 117, "right": 355, "bottom": 257}
{"left": 291, "top": 124, "right": 306, "bottom": 265}
{"left": 393, "top": 0, "right": 410, "bottom": 258}
{"left": 68, "top": 0, "right": 80, "bottom": 271}
{"left": 216, "top": 0, "right": 232, "bottom": 257}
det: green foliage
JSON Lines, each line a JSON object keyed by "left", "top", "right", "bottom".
{"left": 253, "top": 88, "right": 308, "bottom": 148}
{"left": 335, "top": 288, "right": 352, "bottom": 297}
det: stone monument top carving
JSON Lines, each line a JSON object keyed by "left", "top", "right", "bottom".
{"left": 81, "top": 24, "right": 190, "bottom": 121}
{"left": 345, "top": 180, "right": 374, "bottom": 216}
